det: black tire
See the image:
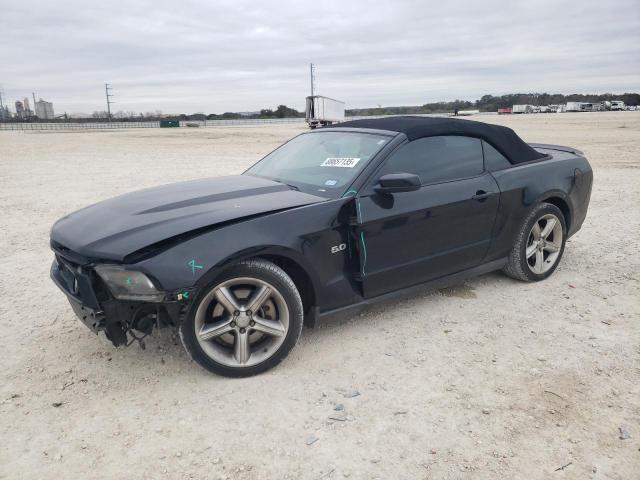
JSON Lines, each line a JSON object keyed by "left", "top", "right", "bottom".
{"left": 503, "top": 203, "right": 567, "bottom": 282}
{"left": 179, "top": 259, "right": 304, "bottom": 377}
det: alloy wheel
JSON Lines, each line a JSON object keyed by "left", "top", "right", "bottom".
{"left": 525, "top": 213, "right": 563, "bottom": 274}
{"left": 194, "top": 277, "right": 289, "bottom": 367}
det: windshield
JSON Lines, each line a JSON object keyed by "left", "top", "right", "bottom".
{"left": 245, "top": 131, "right": 391, "bottom": 197}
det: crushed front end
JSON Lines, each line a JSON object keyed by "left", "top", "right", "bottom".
{"left": 50, "top": 242, "right": 194, "bottom": 348}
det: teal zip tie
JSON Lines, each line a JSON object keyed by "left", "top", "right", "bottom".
{"left": 360, "top": 231, "right": 367, "bottom": 276}
{"left": 343, "top": 191, "right": 366, "bottom": 276}
{"left": 356, "top": 199, "right": 366, "bottom": 275}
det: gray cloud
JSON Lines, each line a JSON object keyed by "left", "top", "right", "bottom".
{"left": 1, "top": 0, "right": 639, "bottom": 114}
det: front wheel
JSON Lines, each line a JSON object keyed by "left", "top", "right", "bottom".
{"left": 503, "top": 203, "right": 567, "bottom": 282}
{"left": 179, "top": 259, "right": 304, "bottom": 377}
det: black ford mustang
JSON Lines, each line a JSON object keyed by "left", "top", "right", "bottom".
{"left": 50, "top": 116, "right": 592, "bottom": 377}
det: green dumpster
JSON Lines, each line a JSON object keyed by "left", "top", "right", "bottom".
{"left": 160, "top": 119, "right": 180, "bottom": 128}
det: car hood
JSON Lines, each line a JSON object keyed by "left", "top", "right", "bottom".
{"left": 51, "top": 175, "right": 325, "bottom": 261}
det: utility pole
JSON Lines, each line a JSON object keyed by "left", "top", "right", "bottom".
{"left": 310, "top": 63, "right": 316, "bottom": 97}
{"left": 105, "top": 83, "right": 114, "bottom": 122}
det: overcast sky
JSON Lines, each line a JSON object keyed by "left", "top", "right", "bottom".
{"left": 1, "top": 0, "right": 639, "bottom": 114}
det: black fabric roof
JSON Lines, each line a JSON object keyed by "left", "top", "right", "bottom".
{"left": 333, "top": 116, "right": 545, "bottom": 164}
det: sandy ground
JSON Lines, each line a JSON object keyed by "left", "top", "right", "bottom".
{"left": 0, "top": 112, "right": 638, "bottom": 480}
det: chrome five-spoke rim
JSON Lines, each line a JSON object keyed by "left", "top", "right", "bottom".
{"left": 194, "top": 277, "right": 289, "bottom": 368}
{"left": 526, "top": 213, "right": 562, "bottom": 274}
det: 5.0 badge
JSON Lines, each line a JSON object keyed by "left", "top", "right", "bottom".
{"left": 330, "top": 243, "right": 347, "bottom": 254}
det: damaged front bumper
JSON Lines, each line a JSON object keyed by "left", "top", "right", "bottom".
{"left": 51, "top": 256, "right": 194, "bottom": 347}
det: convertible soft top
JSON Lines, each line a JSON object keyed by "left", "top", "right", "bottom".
{"left": 333, "top": 116, "right": 546, "bottom": 164}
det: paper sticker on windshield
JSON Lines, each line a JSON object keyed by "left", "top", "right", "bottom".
{"left": 325, "top": 179, "right": 338, "bottom": 186}
{"left": 321, "top": 157, "right": 361, "bottom": 168}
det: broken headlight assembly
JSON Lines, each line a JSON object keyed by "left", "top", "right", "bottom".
{"left": 94, "top": 265, "right": 164, "bottom": 302}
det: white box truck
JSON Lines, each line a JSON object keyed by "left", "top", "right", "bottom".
{"left": 565, "top": 102, "right": 585, "bottom": 112}
{"left": 611, "top": 100, "right": 625, "bottom": 111}
{"left": 305, "top": 96, "right": 345, "bottom": 128}
{"left": 512, "top": 104, "right": 533, "bottom": 114}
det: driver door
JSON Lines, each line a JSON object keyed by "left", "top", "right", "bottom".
{"left": 353, "top": 136, "right": 500, "bottom": 298}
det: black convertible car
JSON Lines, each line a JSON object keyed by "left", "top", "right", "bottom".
{"left": 51, "top": 116, "right": 592, "bottom": 376}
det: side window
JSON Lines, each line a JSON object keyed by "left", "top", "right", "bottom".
{"left": 379, "top": 136, "right": 483, "bottom": 185}
{"left": 482, "top": 140, "right": 511, "bottom": 171}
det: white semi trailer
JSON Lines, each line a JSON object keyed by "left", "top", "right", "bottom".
{"left": 512, "top": 104, "right": 533, "bottom": 114}
{"left": 305, "top": 96, "right": 345, "bottom": 128}
{"left": 566, "top": 102, "right": 586, "bottom": 112}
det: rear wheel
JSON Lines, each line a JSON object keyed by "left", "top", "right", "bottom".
{"left": 179, "top": 259, "right": 303, "bottom": 377}
{"left": 503, "top": 203, "right": 566, "bottom": 282}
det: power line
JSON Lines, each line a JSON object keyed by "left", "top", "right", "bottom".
{"left": 310, "top": 63, "right": 316, "bottom": 97}
{"left": 105, "top": 83, "right": 114, "bottom": 122}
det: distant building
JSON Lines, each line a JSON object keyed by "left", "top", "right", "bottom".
{"left": 23, "top": 97, "right": 33, "bottom": 116}
{"left": 15, "top": 100, "right": 25, "bottom": 118}
{"left": 35, "top": 98, "right": 55, "bottom": 119}
{"left": 0, "top": 92, "right": 8, "bottom": 120}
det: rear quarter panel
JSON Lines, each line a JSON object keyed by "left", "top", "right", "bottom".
{"left": 486, "top": 149, "right": 592, "bottom": 261}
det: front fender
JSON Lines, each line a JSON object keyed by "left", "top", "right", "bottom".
{"left": 133, "top": 199, "right": 358, "bottom": 311}
{"left": 197, "top": 244, "right": 322, "bottom": 293}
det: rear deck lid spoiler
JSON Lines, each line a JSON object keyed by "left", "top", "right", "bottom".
{"left": 529, "top": 143, "right": 584, "bottom": 156}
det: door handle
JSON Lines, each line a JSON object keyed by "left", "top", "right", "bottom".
{"left": 472, "top": 190, "right": 491, "bottom": 202}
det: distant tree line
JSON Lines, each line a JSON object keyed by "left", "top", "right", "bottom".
{"left": 170, "top": 105, "right": 305, "bottom": 121}
{"left": 204, "top": 105, "right": 304, "bottom": 120}
{"left": 89, "top": 105, "right": 305, "bottom": 122}
{"left": 346, "top": 92, "right": 640, "bottom": 116}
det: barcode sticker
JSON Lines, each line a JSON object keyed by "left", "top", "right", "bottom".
{"left": 321, "top": 157, "right": 361, "bottom": 168}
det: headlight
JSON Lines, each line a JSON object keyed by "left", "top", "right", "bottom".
{"left": 94, "top": 265, "right": 164, "bottom": 302}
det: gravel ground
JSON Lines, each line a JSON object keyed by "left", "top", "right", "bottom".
{"left": 0, "top": 112, "right": 638, "bottom": 479}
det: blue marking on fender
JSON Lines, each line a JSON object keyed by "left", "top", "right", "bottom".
{"left": 188, "top": 259, "right": 204, "bottom": 274}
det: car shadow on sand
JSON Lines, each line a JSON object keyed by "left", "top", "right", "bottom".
{"left": 64, "top": 271, "right": 509, "bottom": 379}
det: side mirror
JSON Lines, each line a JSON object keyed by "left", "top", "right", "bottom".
{"left": 374, "top": 173, "right": 421, "bottom": 194}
